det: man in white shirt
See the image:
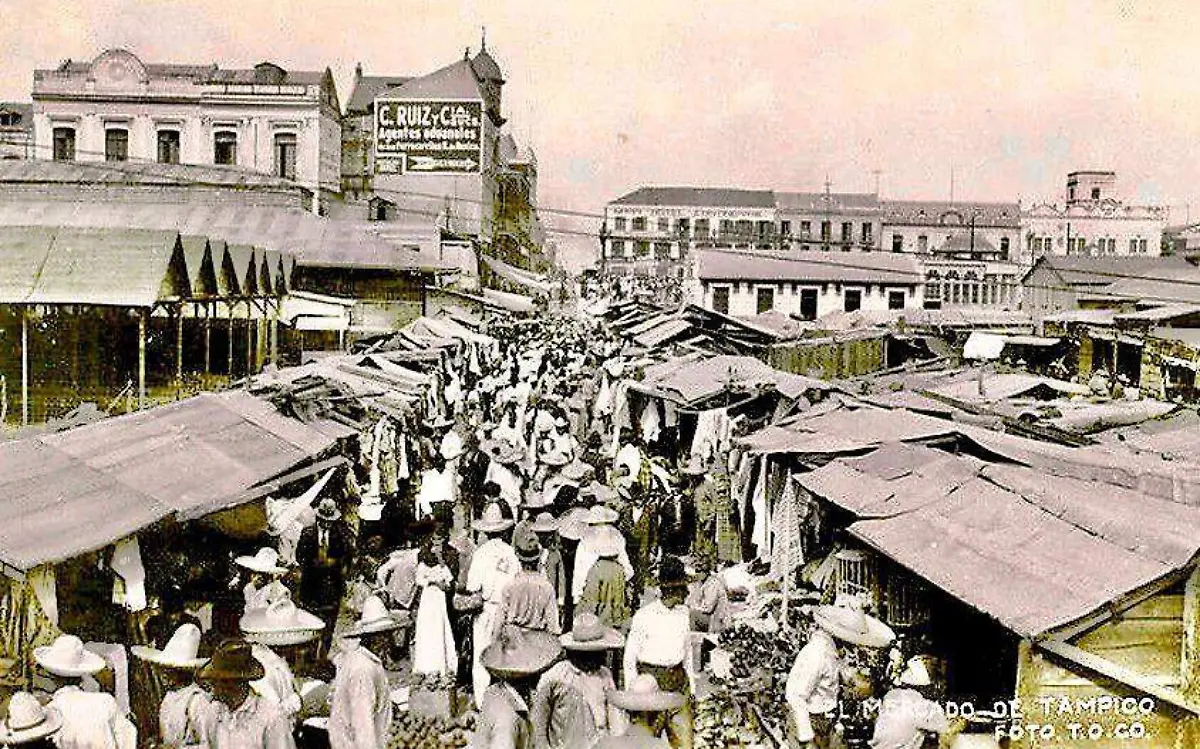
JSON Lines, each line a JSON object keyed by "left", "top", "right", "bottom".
{"left": 34, "top": 634, "right": 137, "bottom": 749}
{"left": 328, "top": 597, "right": 401, "bottom": 749}
{"left": 199, "top": 639, "right": 296, "bottom": 749}
{"left": 467, "top": 503, "right": 520, "bottom": 700}
{"left": 622, "top": 556, "right": 693, "bottom": 748}
{"left": 571, "top": 505, "right": 634, "bottom": 604}
{"left": 785, "top": 605, "right": 894, "bottom": 749}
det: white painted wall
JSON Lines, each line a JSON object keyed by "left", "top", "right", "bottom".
{"left": 699, "top": 279, "right": 924, "bottom": 318}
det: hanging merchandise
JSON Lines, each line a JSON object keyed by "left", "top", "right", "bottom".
{"left": 640, "top": 400, "right": 661, "bottom": 445}
{"left": 593, "top": 375, "right": 613, "bottom": 420}
{"left": 664, "top": 402, "right": 678, "bottom": 428}
{"left": 28, "top": 566, "right": 58, "bottom": 627}
{"left": 110, "top": 537, "right": 147, "bottom": 612}
{"left": 750, "top": 457, "right": 771, "bottom": 560}
{"left": 770, "top": 476, "right": 804, "bottom": 579}
{"left": 397, "top": 433, "right": 411, "bottom": 481}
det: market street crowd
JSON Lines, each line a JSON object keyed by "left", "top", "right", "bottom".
{"left": 0, "top": 276, "right": 957, "bottom": 749}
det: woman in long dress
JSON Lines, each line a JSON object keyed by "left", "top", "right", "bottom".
{"left": 412, "top": 545, "right": 457, "bottom": 677}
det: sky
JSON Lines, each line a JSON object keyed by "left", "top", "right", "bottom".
{"left": 3, "top": 0, "right": 1200, "bottom": 264}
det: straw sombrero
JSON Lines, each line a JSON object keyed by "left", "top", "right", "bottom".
{"left": 131, "top": 624, "right": 209, "bottom": 670}
{"left": 610, "top": 674, "right": 685, "bottom": 712}
{"left": 530, "top": 512, "right": 559, "bottom": 534}
{"left": 240, "top": 600, "right": 326, "bottom": 646}
{"left": 343, "top": 596, "right": 403, "bottom": 638}
{"left": 34, "top": 635, "right": 106, "bottom": 677}
{"left": 235, "top": 547, "right": 287, "bottom": 576}
{"left": 0, "top": 692, "right": 62, "bottom": 745}
{"left": 556, "top": 507, "right": 592, "bottom": 542}
{"left": 473, "top": 503, "right": 515, "bottom": 534}
{"left": 812, "top": 605, "right": 895, "bottom": 649}
{"left": 560, "top": 614, "right": 624, "bottom": 652}
{"left": 481, "top": 626, "right": 562, "bottom": 680}
{"left": 584, "top": 505, "right": 619, "bottom": 526}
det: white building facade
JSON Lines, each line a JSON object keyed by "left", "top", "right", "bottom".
{"left": 687, "top": 249, "right": 924, "bottom": 319}
{"left": 31, "top": 49, "right": 342, "bottom": 210}
{"left": 603, "top": 187, "right": 778, "bottom": 277}
{"left": 1021, "top": 171, "right": 1166, "bottom": 266}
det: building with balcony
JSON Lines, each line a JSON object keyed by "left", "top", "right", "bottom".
{"left": 776, "top": 190, "right": 882, "bottom": 252}
{"left": 1021, "top": 171, "right": 1166, "bottom": 267}
{"left": 602, "top": 186, "right": 778, "bottom": 277}
{"left": 0, "top": 103, "right": 33, "bottom": 160}
{"left": 30, "top": 49, "right": 342, "bottom": 212}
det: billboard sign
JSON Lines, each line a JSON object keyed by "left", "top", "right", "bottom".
{"left": 374, "top": 99, "right": 483, "bottom": 175}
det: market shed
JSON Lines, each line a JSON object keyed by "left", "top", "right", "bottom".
{"left": 792, "top": 443, "right": 1200, "bottom": 747}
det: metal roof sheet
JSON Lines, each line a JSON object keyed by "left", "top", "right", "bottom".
{"left": 696, "top": 249, "right": 921, "bottom": 284}
{"left": 639, "top": 354, "right": 826, "bottom": 405}
{"left": 0, "top": 391, "right": 338, "bottom": 572}
{"left": 180, "top": 235, "right": 218, "bottom": 296}
{"left": 611, "top": 186, "right": 776, "bottom": 209}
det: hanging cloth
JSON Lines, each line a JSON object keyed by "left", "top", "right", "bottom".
{"left": 751, "top": 457, "right": 771, "bottom": 560}
{"left": 111, "top": 537, "right": 147, "bottom": 612}
{"left": 28, "top": 566, "right": 58, "bottom": 627}
{"left": 640, "top": 401, "right": 661, "bottom": 445}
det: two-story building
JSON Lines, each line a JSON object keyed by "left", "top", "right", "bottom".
{"left": 776, "top": 190, "right": 882, "bottom": 252}
{"left": 602, "top": 187, "right": 778, "bottom": 277}
{"left": 31, "top": 49, "right": 342, "bottom": 212}
{"left": 1022, "top": 171, "right": 1166, "bottom": 266}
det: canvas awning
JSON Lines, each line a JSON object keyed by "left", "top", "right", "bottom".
{"left": 480, "top": 254, "right": 553, "bottom": 293}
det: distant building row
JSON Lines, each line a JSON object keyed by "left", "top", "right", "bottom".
{"left": 603, "top": 171, "right": 1167, "bottom": 277}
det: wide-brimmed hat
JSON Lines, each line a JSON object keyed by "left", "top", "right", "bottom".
{"left": 812, "top": 605, "right": 895, "bottom": 649}
{"left": 560, "top": 613, "right": 624, "bottom": 651}
{"left": 343, "top": 596, "right": 402, "bottom": 638}
{"left": 316, "top": 498, "right": 341, "bottom": 522}
{"left": 234, "top": 547, "right": 287, "bottom": 575}
{"left": 481, "top": 625, "right": 562, "bottom": 680}
{"left": 429, "top": 414, "right": 456, "bottom": 430}
{"left": 513, "top": 523, "right": 542, "bottom": 562}
{"left": 556, "top": 507, "right": 592, "bottom": 542}
{"left": 198, "top": 640, "right": 265, "bottom": 682}
{"left": 584, "top": 505, "right": 619, "bottom": 526}
{"left": 540, "top": 450, "right": 570, "bottom": 467}
{"left": 899, "top": 656, "right": 933, "bottom": 687}
{"left": 522, "top": 488, "right": 555, "bottom": 511}
{"left": 473, "top": 503, "right": 515, "bottom": 534}
{"left": 440, "top": 431, "right": 466, "bottom": 461}
{"left": 34, "top": 635, "right": 106, "bottom": 677}
{"left": 530, "top": 512, "right": 558, "bottom": 534}
{"left": 610, "top": 674, "right": 686, "bottom": 712}
{"left": 0, "top": 692, "right": 62, "bottom": 744}
{"left": 560, "top": 461, "right": 593, "bottom": 483}
{"left": 131, "top": 624, "right": 209, "bottom": 670}
{"left": 680, "top": 457, "right": 708, "bottom": 476}
{"left": 658, "top": 556, "right": 689, "bottom": 590}
{"left": 580, "top": 481, "right": 617, "bottom": 504}
{"left": 240, "top": 600, "right": 326, "bottom": 646}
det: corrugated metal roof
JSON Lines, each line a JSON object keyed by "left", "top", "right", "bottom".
{"left": 0, "top": 159, "right": 300, "bottom": 189}
{"left": 0, "top": 391, "right": 340, "bottom": 572}
{"left": 776, "top": 191, "right": 880, "bottom": 212}
{"left": 226, "top": 244, "right": 256, "bottom": 296}
{"left": 611, "top": 186, "right": 776, "bottom": 209}
{"left": 0, "top": 200, "right": 415, "bottom": 271}
{"left": 696, "top": 249, "right": 921, "bottom": 284}
{"left": 931, "top": 373, "right": 1089, "bottom": 403}
{"left": 639, "top": 354, "right": 826, "bottom": 404}
{"left": 180, "top": 235, "right": 218, "bottom": 296}
{"left": 0, "top": 226, "right": 188, "bottom": 306}
{"left": 635, "top": 318, "right": 693, "bottom": 348}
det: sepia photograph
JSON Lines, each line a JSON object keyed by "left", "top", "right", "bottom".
{"left": 0, "top": 1, "right": 1198, "bottom": 747}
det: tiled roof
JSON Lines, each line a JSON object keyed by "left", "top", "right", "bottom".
{"left": 611, "top": 187, "right": 776, "bottom": 209}
{"left": 346, "top": 74, "right": 413, "bottom": 114}
{"left": 379, "top": 59, "right": 484, "bottom": 101}
{"left": 775, "top": 191, "right": 880, "bottom": 212}
{"left": 882, "top": 200, "right": 1021, "bottom": 227}
{"left": 1034, "top": 255, "right": 1195, "bottom": 285}
{"left": 695, "top": 249, "right": 920, "bottom": 284}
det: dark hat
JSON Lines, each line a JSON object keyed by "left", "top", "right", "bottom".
{"left": 513, "top": 522, "right": 542, "bottom": 562}
{"left": 560, "top": 613, "right": 624, "bottom": 652}
{"left": 482, "top": 625, "right": 562, "bottom": 680}
{"left": 198, "top": 639, "right": 265, "bottom": 682}
{"left": 658, "top": 556, "right": 689, "bottom": 590}
{"left": 316, "top": 498, "right": 341, "bottom": 522}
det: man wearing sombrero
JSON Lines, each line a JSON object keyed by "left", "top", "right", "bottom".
{"left": 492, "top": 523, "right": 560, "bottom": 638}
{"left": 870, "top": 656, "right": 955, "bottom": 749}
{"left": 531, "top": 613, "right": 625, "bottom": 749}
{"left": 199, "top": 639, "right": 295, "bottom": 749}
{"left": 35, "top": 634, "right": 137, "bottom": 749}
{"left": 472, "top": 625, "right": 562, "bottom": 749}
{"left": 328, "top": 596, "right": 401, "bottom": 749}
{"left": 466, "top": 502, "right": 520, "bottom": 701}
{"left": 130, "top": 624, "right": 215, "bottom": 749}
{"left": 590, "top": 674, "right": 687, "bottom": 749}
{"left": 785, "top": 604, "right": 895, "bottom": 749}
{"left": 0, "top": 691, "right": 62, "bottom": 748}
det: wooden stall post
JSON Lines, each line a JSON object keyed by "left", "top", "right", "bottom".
{"left": 1181, "top": 566, "right": 1200, "bottom": 745}
{"left": 20, "top": 307, "right": 29, "bottom": 426}
{"left": 138, "top": 309, "right": 147, "bottom": 410}
{"left": 203, "top": 303, "right": 212, "bottom": 375}
{"left": 227, "top": 303, "right": 235, "bottom": 377}
{"left": 175, "top": 303, "right": 184, "bottom": 393}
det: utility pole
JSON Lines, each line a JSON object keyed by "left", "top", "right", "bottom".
{"left": 872, "top": 169, "right": 883, "bottom": 196}
{"left": 950, "top": 165, "right": 956, "bottom": 203}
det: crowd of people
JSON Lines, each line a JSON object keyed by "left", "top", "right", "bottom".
{"left": 0, "top": 284, "right": 955, "bottom": 749}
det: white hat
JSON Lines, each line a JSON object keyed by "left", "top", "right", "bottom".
{"left": 34, "top": 635, "right": 106, "bottom": 677}
{"left": 0, "top": 692, "right": 62, "bottom": 744}
{"left": 812, "top": 605, "right": 895, "bottom": 649}
{"left": 235, "top": 547, "right": 287, "bottom": 575}
{"left": 241, "top": 599, "right": 326, "bottom": 646}
{"left": 131, "top": 623, "right": 209, "bottom": 670}
{"left": 440, "top": 431, "right": 465, "bottom": 461}
{"left": 343, "top": 596, "right": 403, "bottom": 638}
{"left": 899, "top": 656, "right": 932, "bottom": 687}
{"left": 473, "top": 503, "right": 515, "bottom": 534}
